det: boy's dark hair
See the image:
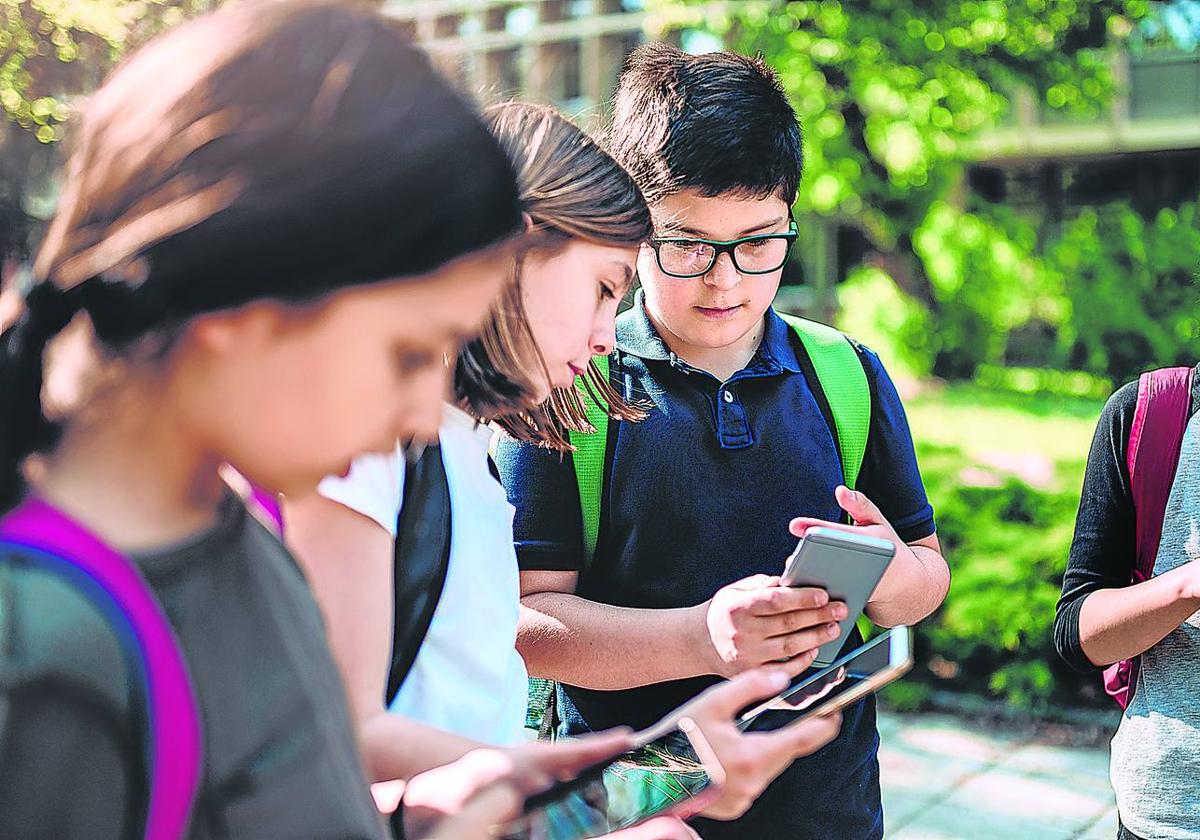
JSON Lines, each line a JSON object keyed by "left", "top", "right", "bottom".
{"left": 609, "top": 43, "right": 803, "bottom": 206}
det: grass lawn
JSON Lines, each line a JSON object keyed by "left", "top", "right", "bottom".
{"left": 904, "top": 382, "right": 1105, "bottom": 490}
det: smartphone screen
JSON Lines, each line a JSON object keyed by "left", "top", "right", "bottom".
{"left": 739, "top": 627, "right": 911, "bottom": 726}
{"left": 498, "top": 728, "right": 714, "bottom": 840}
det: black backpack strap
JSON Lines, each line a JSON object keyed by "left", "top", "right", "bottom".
{"left": 385, "top": 444, "right": 453, "bottom": 706}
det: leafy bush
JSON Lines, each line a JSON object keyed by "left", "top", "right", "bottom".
{"left": 882, "top": 385, "right": 1113, "bottom": 712}
{"left": 843, "top": 200, "right": 1200, "bottom": 383}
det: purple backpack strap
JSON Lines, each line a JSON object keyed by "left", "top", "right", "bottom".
{"left": 1103, "top": 366, "right": 1194, "bottom": 708}
{"left": 0, "top": 498, "right": 203, "bottom": 839}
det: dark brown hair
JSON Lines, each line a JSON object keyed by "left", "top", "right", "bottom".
{"left": 455, "top": 103, "right": 649, "bottom": 450}
{"left": 0, "top": 0, "right": 522, "bottom": 510}
{"left": 609, "top": 43, "right": 803, "bottom": 205}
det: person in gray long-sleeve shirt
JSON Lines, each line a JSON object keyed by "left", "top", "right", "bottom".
{"left": 1055, "top": 367, "right": 1200, "bottom": 840}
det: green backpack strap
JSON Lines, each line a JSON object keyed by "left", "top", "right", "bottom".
{"left": 568, "top": 354, "right": 611, "bottom": 565}
{"left": 777, "top": 312, "right": 871, "bottom": 490}
{"left": 526, "top": 355, "right": 611, "bottom": 740}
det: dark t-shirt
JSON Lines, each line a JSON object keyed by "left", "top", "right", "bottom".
{"left": 1054, "top": 365, "right": 1200, "bottom": 671}
{"left": 0, "top": 493, "right": 385, "bottom": 840}
{"left": 496, "top": 295, "right": 936, "bottom": 839}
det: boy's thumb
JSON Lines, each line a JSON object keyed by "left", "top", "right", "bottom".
{"left": 835, "top": 485, "right": 881, "bottom": 525}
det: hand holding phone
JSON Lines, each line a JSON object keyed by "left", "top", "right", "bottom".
{"left": 702, "top": 574, "right": 849, "bottom": 678}
{"left": 402, "top": 730, "right": 634, "bottom": 840}
{"left": 782, "top": 527, "right": 895, "bottom": 666}
{"left": 500, "top": 668, "right": 843, "bottom": 839}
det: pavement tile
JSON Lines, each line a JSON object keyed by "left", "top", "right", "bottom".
{"left": 996, "top": 741, "right": 1113, "bottom": 795}
{"left": 889, "top": 714, "right": 1021, "bottom": 764}
{"left": 892, "top": 802, "right": 1077, "bottom": 840}
{"left": 879, "top": 743, "right": 986, "bottom": 797}
{"left": 876, "top": 711, "right": 905, "bottom": 740}
{"left": 940, "top": 767, "right": 1114, "bottom": 833}
{"left": 1076, "top": 806, "right": 1118, "bottom": 840}
{"left": 881, "top": 786, "right": 945, "bottom": 831}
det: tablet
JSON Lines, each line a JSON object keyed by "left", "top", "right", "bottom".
{"left": 782, "top": 527, "right": 895, "bottom": 666}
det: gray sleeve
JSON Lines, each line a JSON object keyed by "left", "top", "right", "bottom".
{"left": 0, "top": 560, "right": 143, "bottom": 839}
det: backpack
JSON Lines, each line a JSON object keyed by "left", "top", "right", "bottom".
{"left": 0, "top": 498, "right": 204, "bottom": 840}
{"left": 527, "top": 314, "right": 873, "bottom": 736}
{"left": 1103, "top": 366, "right": 1195, "bottom": 709}
{"left": 254, "top": 446, "right": 453, "bottom": 707}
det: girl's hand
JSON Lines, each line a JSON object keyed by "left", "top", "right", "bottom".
{"left": 401, "top": 729, "right": 633, "bottom": 839}
{"left": 668, "top": 668, "right": 842, "bottom": 821}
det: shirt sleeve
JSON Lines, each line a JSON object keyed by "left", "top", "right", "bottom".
{"left": 493, "top": 436, "right": 586, "bottom": 572}
{"left": 1054, "top": 381, "right": 1138, "bottom": 673}
{"left": 854, "top": 344, "right": 937, "bottom": 544}
{"left": 0, "top": 561, "right": 140, "bottom": 839}
{"left": 317, "top": 444, "right": 406, "bottom": 538}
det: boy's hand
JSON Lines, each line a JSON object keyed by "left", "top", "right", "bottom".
{"left": 789, "top": 486, "right": 914, "bottom": 596}
{"left": 697, "top": 574, "right": 846, "bottom": 678}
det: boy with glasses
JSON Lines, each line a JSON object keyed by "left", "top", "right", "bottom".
{"left": 497, "top": 44, "right": 949, "bottom": 838}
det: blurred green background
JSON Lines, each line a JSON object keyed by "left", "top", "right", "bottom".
{"left": 4, "top": 0, "right": 1200, "bottom": 714}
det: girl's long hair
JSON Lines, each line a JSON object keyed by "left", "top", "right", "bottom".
{"left": 0, "top": 0, "right": 523, "bottom": 511}
{"left": 455, "top": 103, "right": 649, "bottom": 451}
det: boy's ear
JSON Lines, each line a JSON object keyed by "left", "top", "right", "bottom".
{"left": 522, "top": 212, "right": 535, "bottom": 233}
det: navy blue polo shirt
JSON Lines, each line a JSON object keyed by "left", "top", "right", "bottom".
{"left": 496, "top": 291, "right": 935, "bottom": 839}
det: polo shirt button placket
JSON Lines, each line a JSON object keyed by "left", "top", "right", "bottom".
{"left": 722, "top": 389, "right": 734, "bottom": 403}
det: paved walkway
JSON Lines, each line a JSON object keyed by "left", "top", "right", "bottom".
{"left": 878, "top": 712, "right": 1117, "bottom": 839}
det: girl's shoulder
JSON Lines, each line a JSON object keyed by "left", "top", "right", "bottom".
{"left": 0, "top": 545, "right": 137, "bottom": 717}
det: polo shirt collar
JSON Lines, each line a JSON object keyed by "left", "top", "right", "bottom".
{"left": 617, "top": 289, "right": 803, "bottom": 376}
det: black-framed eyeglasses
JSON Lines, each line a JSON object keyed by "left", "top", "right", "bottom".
{"left": 648, "top": 219, "right": 798, "bottom": 279}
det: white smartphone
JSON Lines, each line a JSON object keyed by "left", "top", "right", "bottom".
{"left": 737, "top": 626, "right": 913, "bottom": 727}
{"left": 782, "top": 526, "right": 896, "bottom": 666}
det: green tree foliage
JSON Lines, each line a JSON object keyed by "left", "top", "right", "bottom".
{"left": 650, "top": 0, "right": 1189, "bottom": 381}
{"left": 1, "top": 0, "right": 214, "bottom": 143}
{"left": 653, "top": 0, "right": 1142, "bottom": 249}
{"left": 0, "top": 0, "right": 215, "bottom": 262}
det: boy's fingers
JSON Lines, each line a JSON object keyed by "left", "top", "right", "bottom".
{"left": 729, "top": 574, "right": 779, "bottom": 591}
{"left": 763, "top": 603, "right": 847, "bottom": 637}
{"left": 769, "top": 624, "right": 839, "bottom": 661}
{"left": 779, "top": 648, "right": 819, "bottom": 678}
{"left": 789, "top": 517, "right": 857, "bottom": 538}
{"left": 746, "top": 585, "right": 829, "bottom": 616}
{"left": 425, "top": 781, "right": 523, "bottom": 838}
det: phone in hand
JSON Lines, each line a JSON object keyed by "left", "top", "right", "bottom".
{"left": 737, "top": 626, "right": 913, "bottom": 728}
{"left": 497, "top": 718, "right": 725, "bottom": 840}
{"left": 782, "top": 526, "right": 896, "bottom": 666}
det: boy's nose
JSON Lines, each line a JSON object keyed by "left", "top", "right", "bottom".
{"left": 703, "top": 251, "right": 741, "bottom": 291}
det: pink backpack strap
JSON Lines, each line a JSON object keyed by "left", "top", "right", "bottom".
{"left": 1128, "top": 367, "right": 1193, "bottom": 582}
{"left": 0, "top": 498, "right": 203, "bottom": 840}
{"left": 1105, "top": 366, "right": 1194, "bottom": 708}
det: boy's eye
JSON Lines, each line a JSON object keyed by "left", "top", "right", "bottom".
{"left": 599, "top": 282, "right": 617, "bottom": 301}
